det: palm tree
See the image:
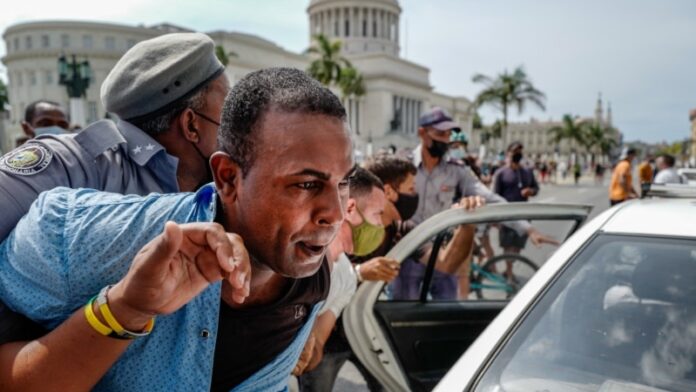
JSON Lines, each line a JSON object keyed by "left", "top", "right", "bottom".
{"left": 584, "top": 122, "right": 618, "bottom": 164}
{"left": 306, "top": 34, "right": 365, "bottom": 99}
{"left": 472, "top": 66, "right": 546, "bottom": 142}
{"left": 547, "top": 114, "right": 587, "bottom": 152}
{"left": 338, "top": 67, "right": 365, "bottom": 98}
{"left": 306, "top": 34, "right": 350, "bottom": 86}
{"left": 215, "top": 45, "right": 229, "bottom": 67}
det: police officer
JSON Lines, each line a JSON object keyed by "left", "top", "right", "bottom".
{"left": 20, "top": 99, "right": 71, "bottom": 138}
{"left": 406, "top": 107, "right": 555, "bottom": 299}
{"left": 0, "top": 32, "right": 229, "bottom": 241}
{"left": 0, "top": 32, "right": 229, "bottom": 387}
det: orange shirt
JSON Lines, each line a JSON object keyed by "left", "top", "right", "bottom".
{"left": 610, "top": 160, "right": 633, "bottom": 201}
{"left": 638, "top": 162, "right": 653, "bottom": 183}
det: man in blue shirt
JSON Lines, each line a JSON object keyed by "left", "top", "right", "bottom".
{"left": 0, "top": 32, "right": 230, "bottom": 389}
{"left": 0, "top": 67, "right": 354, "bottom": 391}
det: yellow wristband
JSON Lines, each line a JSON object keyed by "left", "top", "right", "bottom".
{"left": 84, "top": 296, "right": 112, "bottom": 336}
{"left": 96, "top": 286, "right": 155, "bottom": 339}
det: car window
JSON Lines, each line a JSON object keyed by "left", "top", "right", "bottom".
{"left": 379, "top": 218, "right": 578, "bottom": 302}
{"left": 475, "top": 234, "right": 696, "bottom": 392}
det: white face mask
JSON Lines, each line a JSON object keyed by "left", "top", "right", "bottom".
{"left": 449, "top": 147, "right": 466, "bottom": 160}
{"left": 34, "top": 125, "right": 67, "bottom": 136}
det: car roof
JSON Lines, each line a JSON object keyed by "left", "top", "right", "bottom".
{"left": 600, "top": 198, "right": 696, "bottom": 238}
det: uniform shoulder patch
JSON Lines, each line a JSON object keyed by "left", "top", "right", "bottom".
{"left": 0, "top": 144, "right": 53, "bottom": 176}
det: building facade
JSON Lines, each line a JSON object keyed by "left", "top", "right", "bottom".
{"left": 1, "top": 0, "right": 472, "bottom": 152}
{"left": 469, "top": 95, "right": 620, "bottom": 163}
{"left": 690, "top": 108, "right": 696, "bottom": 165}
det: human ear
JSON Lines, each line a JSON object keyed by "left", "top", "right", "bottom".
{"left": 178, "top": 108, "right": 200, "bottom": 143}
{"left": 21, "top": 121, "right": 35, "bottom": 137}
{"left": 384, "top": 184, "right": 398, "bottom": 203}
{"left": 211, "top": 152, "right": 239, "bottom": 202}
{"left": 345, "top": 198, "right": 358, "bottom": 220}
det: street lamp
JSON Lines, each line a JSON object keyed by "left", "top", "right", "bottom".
{"left": 58, "top": 54, "right": 91, "bottom": 128}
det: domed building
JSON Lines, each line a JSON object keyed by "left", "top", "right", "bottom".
{"left": 1, "top": 0, "right": 472, "bottom": 153}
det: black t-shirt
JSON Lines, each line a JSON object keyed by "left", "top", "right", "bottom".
{"left": 210, "top": 259, "right": 330, "bottom": 391}
{"left": 0, "top": 301, "right": 48, "bottom": 344}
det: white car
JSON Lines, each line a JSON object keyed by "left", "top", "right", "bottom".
{"left": 344, "top": 186, "right": 696, "bottom": 391}
{"left": 343, "top": 203, "right": 592, "bottom": 391}
{"left": 678, "top": 168, "right": 696, "bottom": 185}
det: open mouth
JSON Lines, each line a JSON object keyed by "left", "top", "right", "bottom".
{"left": 297, "top": 241, "right": 326, "bottom": 258}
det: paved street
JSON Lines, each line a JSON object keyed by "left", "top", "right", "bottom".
{"left": 334, "top": 178, "right": 612, "bottom": 391}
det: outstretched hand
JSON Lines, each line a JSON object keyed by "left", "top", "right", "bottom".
{"left": 453, "top": 195, "right": 486, "bottom": 211}
{"left": 108, "top": 221, "right": 251, "bottom": 330}
{"left": 528, "top": 228, "right": 560, "bottom": 247}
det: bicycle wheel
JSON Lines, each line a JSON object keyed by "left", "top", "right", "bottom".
{"left": 473, "top": 254, "right": 538, "bottom": 300}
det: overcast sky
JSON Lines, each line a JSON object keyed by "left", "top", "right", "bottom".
{"left": 1, "top": 0, "right": 695, "bottom": 143}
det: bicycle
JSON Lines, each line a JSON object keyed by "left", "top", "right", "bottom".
{"left": 469, "top": 251, "right": 539, "bottom": 300}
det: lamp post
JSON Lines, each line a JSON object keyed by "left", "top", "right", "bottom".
{"left": 58, "top": 54, "right": 91, "bottom": 128}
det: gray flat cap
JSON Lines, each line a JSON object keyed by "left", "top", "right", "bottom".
{"left": 101, "top": 32, "right": 224, "bottom": 121}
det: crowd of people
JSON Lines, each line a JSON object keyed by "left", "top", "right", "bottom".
{"left": 0, "top": 32, "right": 595, "bottom": 392}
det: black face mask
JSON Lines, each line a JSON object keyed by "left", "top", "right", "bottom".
{"left": 511, "top": 152, "right": 523, "bottom": 164}
{"left": 427, "top": 140, "right": 449, "bottom": 158}
{"left": 191, "top": 139, "right": 213, "bottom": 191}
{"left": 394, "top": 192, "right": 419, "bottom": 221}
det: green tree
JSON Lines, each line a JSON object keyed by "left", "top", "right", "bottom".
{"left": 547, "top": 114, "right": 587, "bottom": 151}
{"left": 584, "top": 122, "right": 618, "bottom": 163}
{"left": 306, "top": 34, "right": 365, "bottom": 99}
{"left": 215, "top": 45, "right": 229, "bottom": 67}
{"left": 472, "top": 66, "right": 546, "bottom": 141}
{"left": 0, "top": 79, "right": 8, "bottom": 109}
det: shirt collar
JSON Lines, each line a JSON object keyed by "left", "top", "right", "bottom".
{"left": 118, "top": 120, "right": 168, "bottom": 166}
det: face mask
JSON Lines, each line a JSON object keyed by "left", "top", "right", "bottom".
{"left": 427, "top": 140, "right": 449, "bottom": 158}
{"left": 394, "top": 192, "right": 419, "bottom": 221}
{"left": 191, "top": 139, "right": 213, "bottom": 191}
{"left": 350, "top": 208, "right": 386, "bottom": 257}
{"left": 511, "top": 152, "right": 523, "bottom": 164}
{"left": 449, "top": 148, "right": 466, "bottom": 160}
{"left": 34, "top": 126, "right": 66, "bottom": 136}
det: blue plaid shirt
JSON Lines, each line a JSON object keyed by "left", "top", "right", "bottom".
{"left": 0, "top": 185, "right": 226, "bottom": 391}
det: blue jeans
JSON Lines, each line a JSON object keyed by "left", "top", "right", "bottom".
{"left": 298, "top": 350, "right": 383, "bottom": 392}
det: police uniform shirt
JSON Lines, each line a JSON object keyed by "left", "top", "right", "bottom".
{"left": 0, "top": 119, "right": 179, "bottom": 241}
{"left": 411, "top": 144, "right": 530, "bottom": 233}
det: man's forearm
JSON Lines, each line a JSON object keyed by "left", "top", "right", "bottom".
{"left": 305, "top": 312, "right": 337, "bottom": 372}
{"left": 0, "top": 304, "right": 131, "bottom": 392}
{"left": 436, "top": 225, "right": 475, "bottom": 274}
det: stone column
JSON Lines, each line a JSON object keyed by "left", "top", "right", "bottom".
{"left": 394, "top": 13, "right": 399, "bottom": 44}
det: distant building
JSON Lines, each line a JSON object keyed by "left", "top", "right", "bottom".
{"left": 1, "top": 0, "right": 472, "bottom": 151}
{"left": 690, "top": 108, "right": 696, "bottom": 165}
{"left": 469, "top": 94, "right": 621, "bottom": 163}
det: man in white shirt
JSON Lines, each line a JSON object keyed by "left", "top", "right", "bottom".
{"left": 654, "top": 154, "right": 684, "bottom": 184}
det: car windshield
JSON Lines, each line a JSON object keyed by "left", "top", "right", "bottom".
{"left": 475, "top": 234, "right": 696, "bottom": 392}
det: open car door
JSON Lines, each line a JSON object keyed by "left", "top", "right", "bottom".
{"left": 343, "top": 203, "right": 591, "bottom": 392}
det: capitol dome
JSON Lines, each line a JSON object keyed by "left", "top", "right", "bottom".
{"left": 307, "top": 0, "right": 401, "bottom": 56}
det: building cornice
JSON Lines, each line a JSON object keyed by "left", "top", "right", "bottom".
{"left": 3, "top": 49, "right": 125, "bottom": 64}
{"left": 308, "top": 0, "right": 401, "bottom": 14}
{"left": 3, "top": 20, "right": 162, "bottom": 39}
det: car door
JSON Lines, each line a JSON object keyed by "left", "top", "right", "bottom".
{"left": 343, "top": 203, "right": 591, "bottom": 392}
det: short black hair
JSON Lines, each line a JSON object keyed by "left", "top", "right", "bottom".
{"left": 218, "top": 67, "right": 346, "bottom": 176}
{"left": 626, "top": 148, "right": 638, "bottom": 156}
{"left": 349, "top": 166, "right": 384, "bottom": 200}
{"left": 659, "top": 153, "right": 676, "bottom": 167}
{"left": 24, "top": 100, "right": 63, "bottom": 123}
{"left": 364, "top": 156, "right": 417, "bottom": 189}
